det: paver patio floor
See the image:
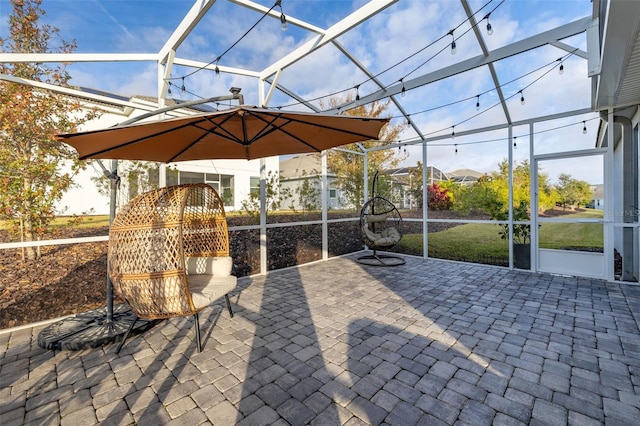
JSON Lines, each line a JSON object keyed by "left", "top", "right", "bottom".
{"left": 1, "top": 255, "right": 639, "bottom": 425}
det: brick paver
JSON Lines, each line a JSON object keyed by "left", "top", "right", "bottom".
{"left": 1, "top": 256, "right": 639, "bottom": 425}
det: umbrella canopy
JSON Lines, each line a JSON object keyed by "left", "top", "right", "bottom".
{"left": 58, "top": 106, "right": 389, "bottom": 162}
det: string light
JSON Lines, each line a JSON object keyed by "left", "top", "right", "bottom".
{"left": 166, "top": 0, "right": 283, "bottom": 87}
{"left": 476, "top": 94, "right": 480, "bottom": 110}
{"left": 273, "top": 0, "right": 508, "bottom": 110}
{"left": 181, "top": 77, "right": 186, "bottom": 95}
{"left": 519, "top": 90, "right": 525, "bottom": 105}
{"left": 513, "top": 136, "right": 517, "bottom": 148}
{"left": 451, "top": 125, "right": 455, "bottom": 138}
{"left": 449, "top": 30, "right": 457, "bottom": 54}
{"left": 355, "top": 85, "right": 360, "bottom": 101}
{"left": 486, "top": 14, "right": 493, "bottom": 35}
{"left": 455, "top": 144, "right": 458, "bottom": 154}
{"left": 278, "top": 0, "right": 287, "bottom": 31}
{"left": 583, "top": 121, "right": 587, "bottom": 134}
{"left": 559, "top": 63, "right": 564, "bottom": 74}
{"left": 400, "top": 78, "right": 406, "bottom": 97}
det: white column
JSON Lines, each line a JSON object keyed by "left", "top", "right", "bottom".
{"left": 321, "top": 151, "right": 328, "bottom": 261}
{"left": 422, "top": 140, "right": 428, "bottom": 259}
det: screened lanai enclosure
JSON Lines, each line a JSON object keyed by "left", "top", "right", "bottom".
{"left": 0, "top": 0, "right": 639, "bottom": 286}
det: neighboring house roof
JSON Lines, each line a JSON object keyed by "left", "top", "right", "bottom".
{"left": 591, "top": 184, "right": 604, "bottom": 199}
{"left": 280, "top": 153, "right": 326, "bottom": 179}
{"left": 385, "top": 165, "right": 448, "bottom": 178}
{"left": 447, "top": 168, "right": 483, "bottom": 184}
{"left": 68, "top": 87, "right": 212, "bottom": 117}
{"left": 447, "top": 168, "right": 484, "bottom": 179}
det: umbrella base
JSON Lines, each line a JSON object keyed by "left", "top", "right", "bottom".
{"left": 37, "top": 304, "right": 159, "bottom": 351}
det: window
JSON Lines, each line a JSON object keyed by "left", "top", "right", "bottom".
{"left": 221, "top": 175, "right": 234, "bottom": 206}
{"left": 167, "top": 169, "right": 179, "bottom": 186}
{"left": 180, "top": 171, "right": 204, "bottom": 184}
{"left": 250, "top": 176, "right": 260, "bottom": 196}
{"left": 177, "top": 171, "right": 234, "bottom": 207}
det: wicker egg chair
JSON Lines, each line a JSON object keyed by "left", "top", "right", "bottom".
{"left": 357, "top": 172, "right": 406, "bottom": 266}
{"left": 109, "top": 183, "right": 236, "bottom": 353}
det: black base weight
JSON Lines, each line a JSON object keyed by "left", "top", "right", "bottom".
{"left": 38, "top": 304, "right": 158, "bottom": 351}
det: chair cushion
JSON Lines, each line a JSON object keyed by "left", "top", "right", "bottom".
{"left": 367, "top": 213, "right": 388, "bottom": 223}
{"left": 185, "top": 256, "right": 232, "bottom": 276}
{"left": 366, "top": 226, "right": 401, "bottom": 247}
{"left": 188, "top": 274, "right": 237, "bottom": 310}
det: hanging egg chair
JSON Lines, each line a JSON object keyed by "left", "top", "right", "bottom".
{"left": 357, "top": 171, "right": 406, "bottom": 266}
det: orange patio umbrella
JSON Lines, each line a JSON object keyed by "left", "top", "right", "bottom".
{"left": 57, "top": 105, "right": 389, "bottom": 162}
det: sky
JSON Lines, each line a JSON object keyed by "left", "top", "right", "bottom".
{"left": 0, "top": 0, "right": 602, "bottom": 185}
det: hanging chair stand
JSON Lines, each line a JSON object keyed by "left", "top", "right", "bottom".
{"left": 357, "top": 172, "right": 406, "bottom": 267}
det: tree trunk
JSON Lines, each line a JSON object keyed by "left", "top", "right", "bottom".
{"left": 22, "top": 177, "right": 37, "bottom": 261}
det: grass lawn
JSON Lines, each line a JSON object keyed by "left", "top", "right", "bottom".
{"left": 0, "top": 215, "right": 111, "bottom": 231}
{"left": 539, "top": 210, "right": 603, "bottom": 249}
{"left": 397, "top": 209, "right": 604, "bottom": 261}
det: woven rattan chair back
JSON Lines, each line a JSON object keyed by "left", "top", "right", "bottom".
{"left": 108, "top": 183, "right": 229, "bottom": 320}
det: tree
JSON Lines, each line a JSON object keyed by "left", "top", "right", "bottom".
{"left": 240, "top": 171, "right": 291, "bottom": 216}
{"left": 294, "top": 171, "right": 322, "bottom": 212}
{"left": 427, "top": 181, "right": 453, "bottom": 210}
{"left": 0, "top": 0, "right": 98, "bottom": 260}
{"left": 555, "top": 173, "right": 593, "bottom": 210}
{"left": 451, "top": 159, "right": 557, "bottom": 216}
{"left": 323, "top": 96, "right": 407, "bottom": 208}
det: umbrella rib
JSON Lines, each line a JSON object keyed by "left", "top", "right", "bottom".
{"left": 168, "top": 114, "right": 245, "bottom": 162}
{"left": 77, "top": 118, "right": 213, "bottom": 160}
{"left": 246, "top": 110, "right": 382, "bottom": 151}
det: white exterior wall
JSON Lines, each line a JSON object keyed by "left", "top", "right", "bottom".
{"left": 280, "top": 176, "right": 342, "bottom": 211}
{"left": 174, "top": 157, "right": 279, "bottom": 212}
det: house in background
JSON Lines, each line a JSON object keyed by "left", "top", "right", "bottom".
{"left": 386, "top": 166, "right": 483, "bottom": 209}
{"left": 56, "top": 91, "right": 279, "bottom": 215}
{"left": 279, "top": 154, "right": 342, "bottom": 210}
{"left": 589, "top": 184, "right": 604, "bottom": 209}
{"left": 447, "top": 169, "right": 484, "bottom": 185}
{"left": 279, "top": 154, "right": 484, "bottom": 211}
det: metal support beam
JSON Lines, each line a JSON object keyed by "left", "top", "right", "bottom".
{"left": 259, "top": 0, "right": 398, "bottom": 81}
{"left": 0, "top": 53, "right": 158, "bottom": 63}
{"left": 461, "top": 0, "right": 512, "bottom": 124}
{"left": 324, "top": 17, "right": 591, "bottom": 113}
{"left": 158, "top": 0, "right": 218, "bottom": 64}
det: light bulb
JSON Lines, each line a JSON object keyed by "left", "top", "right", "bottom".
{"left": 451, "top": 40, "right": 457, "bottom": 54}
{"left": 455, "top": 144, "right": 458, "bottom": 154}
{"left": 559, "top": 64, "right": 564, "bottom": 74}
{"left": 520, "top": 91, "right": 525, "bottom": 105}
{"left": 476, "top": 95, "right": 480, "bottom": 110}
{"left": 451, "top": 126, "right": 455, "bottom": 138}
{"left": 486, "top": 22, "right": 493, "bottom": 35}
{"left": 401, "top": 85, "right": 406, "bottom": 97}
{"left": 280, "top": 14, "right": 287, "bottom": 31}
{"left": 583, "top": 121, "right": 587, "bottom": 134}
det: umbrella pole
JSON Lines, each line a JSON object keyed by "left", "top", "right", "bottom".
{"left": 106, "top": 159, "right": 118, "bottom": 323}
{"left": 37, "top": 159, "right": 158, "bottom": 350}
